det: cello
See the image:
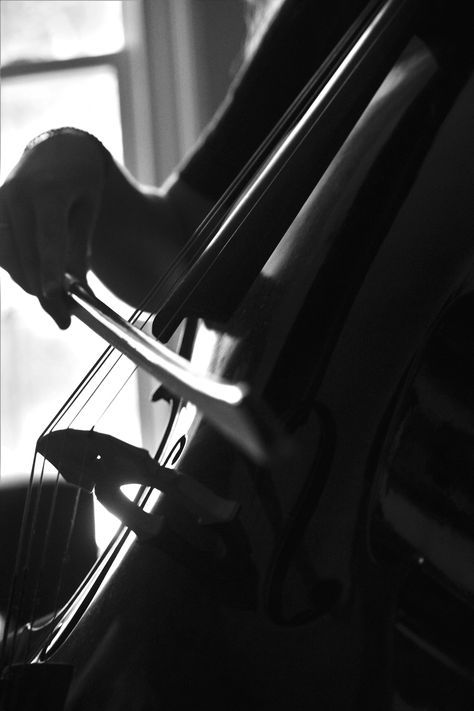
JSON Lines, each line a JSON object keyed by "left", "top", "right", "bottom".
{"left": 1, "top": 0, "right": 474, "bottom": 708}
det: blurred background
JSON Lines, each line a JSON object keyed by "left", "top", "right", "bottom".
{"left": 0, "top": 0, "right": 246, "bottom": 548}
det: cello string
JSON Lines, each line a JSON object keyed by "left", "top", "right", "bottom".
{"left": 88, "top": 367, "right": 139, "bottom": 430}
{"left": 23, "top": 444, "right": 90, "bottom": 664}
{"left": 21, "top": 469, "right": 63, "bottom": 664}
{"left": 37, "top": 344, "right": 117, "bottom": 439}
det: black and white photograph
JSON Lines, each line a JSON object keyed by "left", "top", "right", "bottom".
{"left": 0, "top": 1, "right": 473, "bottom": 709}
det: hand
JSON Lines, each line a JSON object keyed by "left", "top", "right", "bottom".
{"left": 0, "top": 128, "right": 108, "bottom": 328}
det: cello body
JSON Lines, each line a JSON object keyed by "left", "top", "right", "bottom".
{"left": 1, "top": 1, "right": 474, "bottom": 709}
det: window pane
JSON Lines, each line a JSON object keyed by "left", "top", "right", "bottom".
{"left": 1, "top": 1, "right": 124, "bottom": 65}
{"left": 0, "top": 65, "right": 123, "bottom": 181}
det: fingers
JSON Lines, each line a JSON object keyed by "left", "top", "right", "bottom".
{"left": 35, "top": 197, "right": 72, "bottom": 329}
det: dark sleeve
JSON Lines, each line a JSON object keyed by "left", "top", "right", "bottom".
{"left": 179, "top": 0, "right": 369, "bottom": 200}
